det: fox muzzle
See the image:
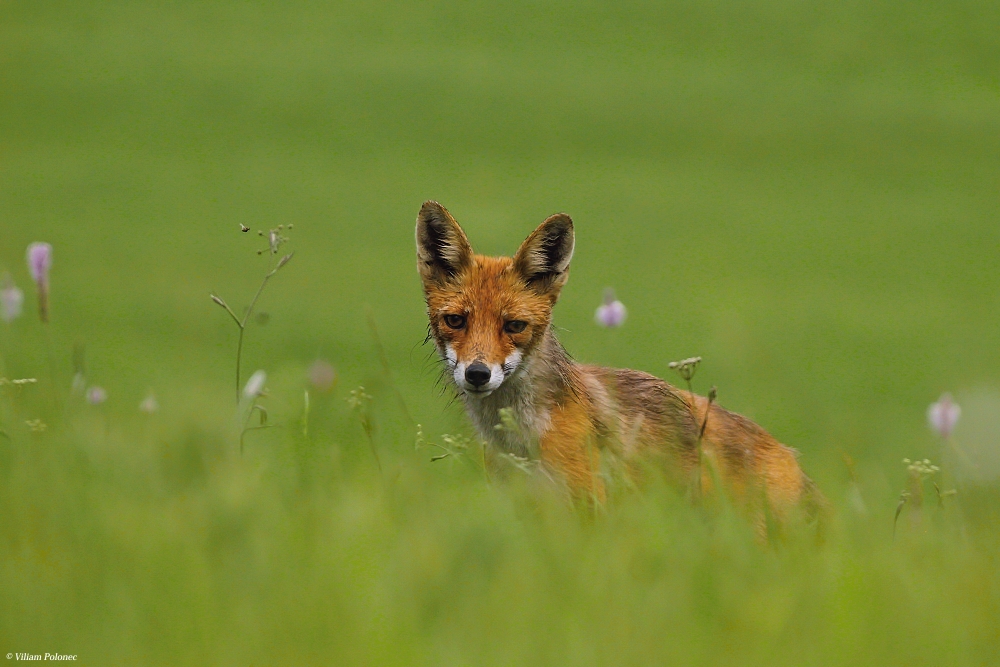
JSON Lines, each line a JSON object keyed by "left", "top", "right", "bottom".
{"left": 465, "top": 362, "right": 492, "bottom": 388}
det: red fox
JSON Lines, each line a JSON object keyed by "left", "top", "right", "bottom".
{"left": 416, "top": 201, "right": 822, "bottom": 526}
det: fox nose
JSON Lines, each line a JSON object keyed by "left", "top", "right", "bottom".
{"left": 465, "top": 362, "right": 492, "bottom": 388}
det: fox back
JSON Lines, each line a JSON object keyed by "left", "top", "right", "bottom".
{"left": 416, "top": 201, "right": 822, "bottom": 527}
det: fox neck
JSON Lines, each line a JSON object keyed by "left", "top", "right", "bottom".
{"left": 460, "top": 328, "right": 575, "bottom": 459}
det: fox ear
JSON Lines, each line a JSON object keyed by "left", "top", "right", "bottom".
{"left": 513, "top": 213, "right": 575, "bottom": 297}
{"left": 416, "top": 201, "right": 474, "bottom": 285}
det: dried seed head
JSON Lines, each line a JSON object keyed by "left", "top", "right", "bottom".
{"left": 347, "top": 386, "right": 372, "bottom": 409}
{"left": 668, "top": 356, "right": 702, "bottom": 382}
{"left": 26, "top": 419, "right": 47, "bottom": 432}
{"left": 905, "top": 457, "right": 940, "bottom": 477}
{"left": 261, "top": 227, "right": 292, "bottom": 256}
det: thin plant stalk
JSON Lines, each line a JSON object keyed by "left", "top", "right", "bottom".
{"left": 240, "top": 402, "right": 279, "bottom": 455}
{"left": 302, "top": 389, "right": 311, "bottom": 439}
{"left": 348, "top": 387, "right": 381, "bottom": 475}
{"left": 42, "top": 321, "right": 62, "bottom": 414}
{"left": 366, "top": 309, "right": 416, "bottom": 428}
{"left": 668, "top": 356, "right": 703, "bottom": 500}
{"left": 212, "top": 251, "right": 293, "bottom": 404}
{"left": 362, "top": 415, "right": 381, "bottom": 474}
{"left": 695, "top": 386, "right": 717, "bottom": 500}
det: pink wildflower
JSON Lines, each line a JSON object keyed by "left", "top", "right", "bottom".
{"left": 87, "top": 386, "right": 108, "bottom": 405}
{"left": 308, "top": 360, "right": 337, "bottom": 393}
{"left": 1, "top": 274, "right": 23, "bottom": 323}
{"left": 595, "top": 288, "right": 627, "bottom": 328}
{"left": 26, "top": 243, "right": 52, "bottom": 323}
{"left": 927, "top": 393, "right": 960, "bottom": 439}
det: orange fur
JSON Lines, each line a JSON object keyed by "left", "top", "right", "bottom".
{"left": 416, "top": 201, "right": 823, "bottom": 527}
{"left": 540, "top": 394, "right": 606, "bottom": 503}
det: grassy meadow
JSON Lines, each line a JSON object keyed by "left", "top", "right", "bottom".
{"left": 2, "top": 1, "right": 1000, "bottom": 664}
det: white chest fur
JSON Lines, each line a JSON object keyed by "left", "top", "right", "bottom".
{"left": 462, "top": 372, "right": 550, "bottom": 460}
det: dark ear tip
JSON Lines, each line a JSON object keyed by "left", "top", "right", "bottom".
{"left": 543, "top": 213, "right": 574, "bottom": 230}
{"left": 420, "top": 200, "right": 445, "bottom": 215}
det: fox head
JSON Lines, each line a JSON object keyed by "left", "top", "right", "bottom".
{"left": 416, "top": 201, "right": 575, "bottom": 397}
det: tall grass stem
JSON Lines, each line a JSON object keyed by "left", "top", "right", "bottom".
{"left": 366, "top": 309, "right": 415, "bottom": 428}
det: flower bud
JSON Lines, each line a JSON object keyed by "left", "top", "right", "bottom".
{"left": 595, "top": 288, "right": 627, "bottom": 327}
{"left": 27, "top": 243, "right": 52, "bottom": 286}
{"left": 927, "top": 393, "right": 960, "bottom": 439}
{"left": 26, "top": 243, "right": 52, "bottom": 323}
{"left": 308, "top": 359, "right": 337, "bottom": 393}
{"left": 243, "top": 370, "right": 267, "bottom": 399}
{"left": 0, "top": 274, "right": 23, "bottom": 323}
{"left": 87, "top": 386, "right": 108, "bottom": 405}
{"left": 140, "top": 394, "right": 159, "bottom": 413}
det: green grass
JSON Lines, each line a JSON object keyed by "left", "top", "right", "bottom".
{"left": 2, "top": 1, "right": 1000, "bottom": 664}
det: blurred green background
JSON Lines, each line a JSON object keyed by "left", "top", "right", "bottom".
{"left": 2, "top": 2, "right": 999, "bottom": 665}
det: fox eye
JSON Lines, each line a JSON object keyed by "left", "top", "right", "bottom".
{"left": 503, "top": 320, "right": 528, "bottom": 334}
{"left": 443, "top": 314, "right": 466, "bottom": 329}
